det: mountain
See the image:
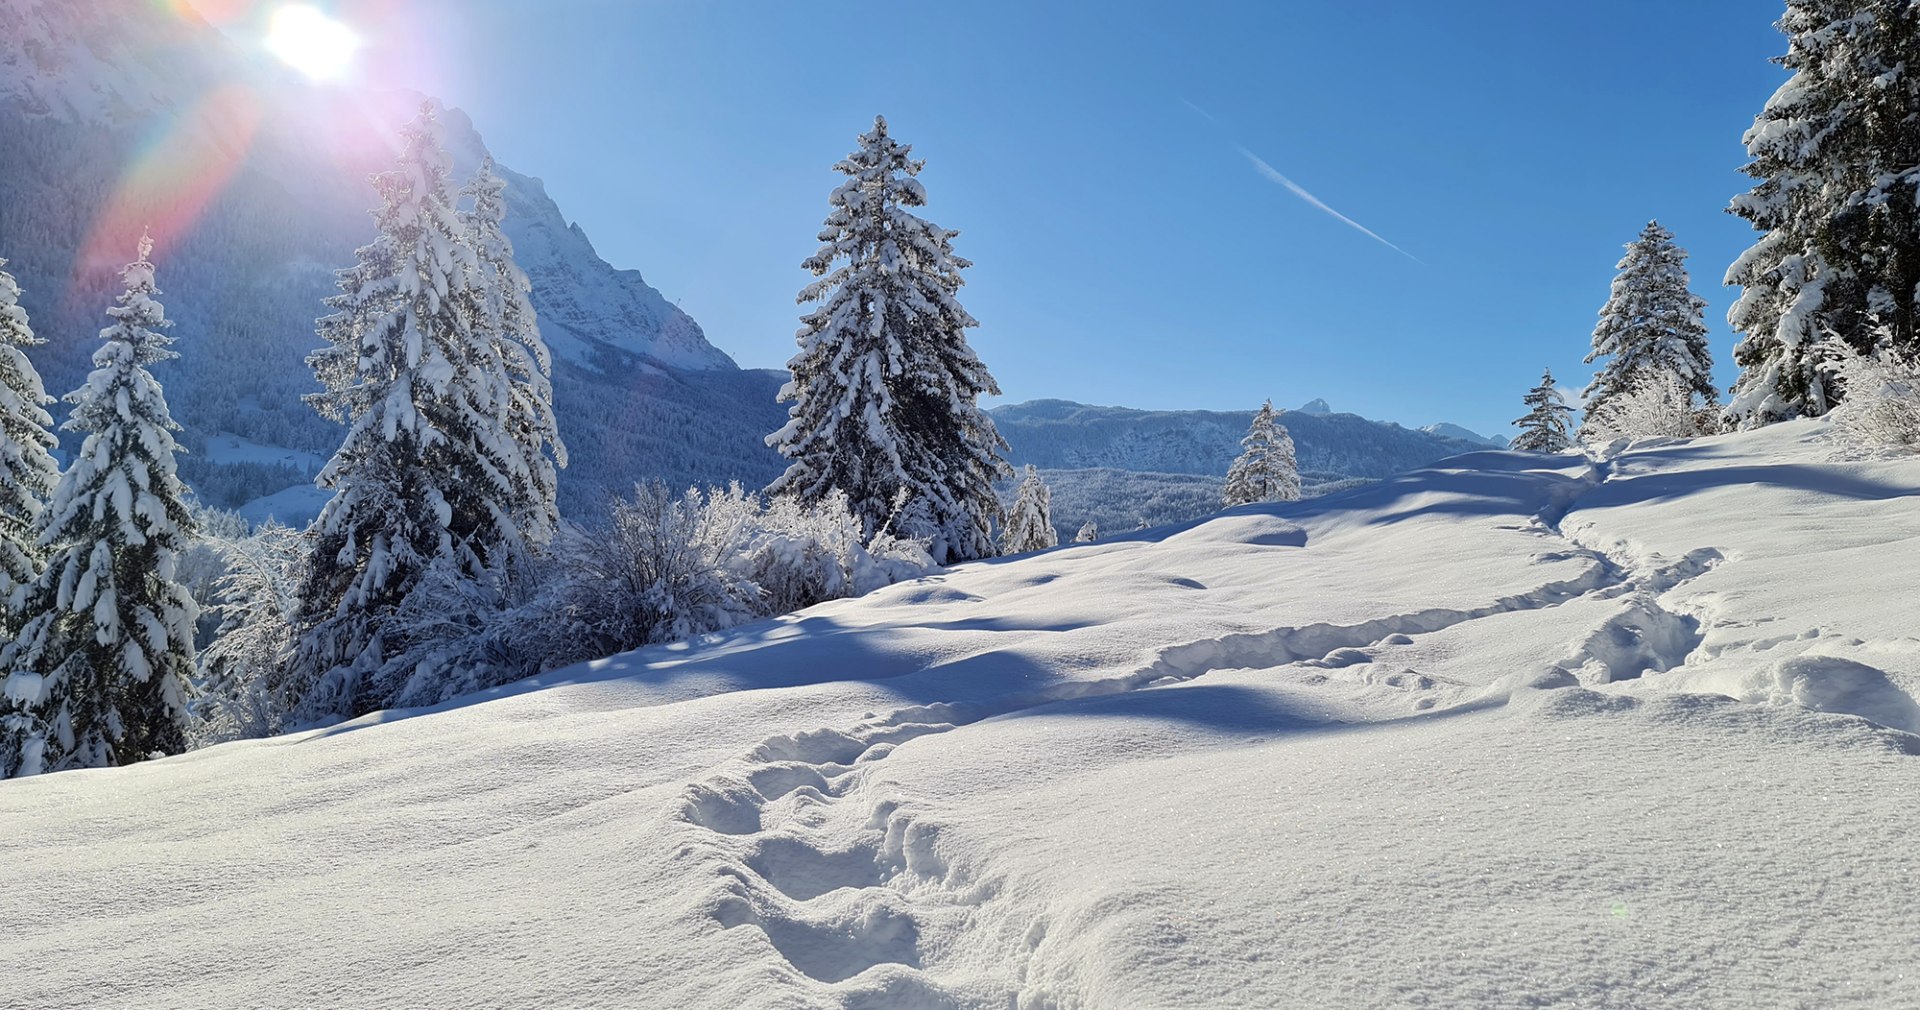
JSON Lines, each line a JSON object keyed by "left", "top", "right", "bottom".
{"left": 6, "top": 420, "right": 1915, "bottom": 1008}
{"left": 1297, "top": 397, "right": 1332, "bottom": 415}
{"left": 0, "top": 2, "right": 1506, "bottom": 529}
{"left": 990, "top": 399, "right": 1487, "bottom": 479}
{"left": 1422, "top": 421, "right": 1508, "bottom": 447}
{"left": 0, "top": 0, "right": 772, "bottom": 516}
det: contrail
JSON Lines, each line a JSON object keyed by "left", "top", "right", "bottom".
{"left": 1234, "top": 145, "right": 1422, "bottom": 263}
{"left": 1181, "top": 99, "right": 1419, "bottom": 263}
{"left": 1181, "top": 98, "right": 1220, "bottom": 124}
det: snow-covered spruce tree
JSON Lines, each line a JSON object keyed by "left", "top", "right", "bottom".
{"left": 1075, "top": 520, "right": 1099, "bottom": 543}
{"left": 1222, "top": 400, "right": 1302, "bottom": 506}
{"left": 1000, "top": 465, "right": 1058, "bottom": 554}
{"left": 1510, "top": 369, "right": 1576, "bottom": 452}
{"left": 2, "top": 232, "right": 198, "bottom": 774}
{"left": 1582, "top": 220, "right": 1715, "bottom": 439}
{"left": 767, "top": 115, "right": 1011, "bottom": 563}
{"left": 0, "top": 258, "right": 60, "bottom": 622}
{"left": 292, "top": 103, "right": 522, "bottom": 718}
{"left": 462, "top": 155, "right": 566, "bottom": 551}
{"left": 1725, "top": 1, "right": 1920, "bottom": 427}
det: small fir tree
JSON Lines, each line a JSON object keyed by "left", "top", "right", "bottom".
{"left": 1074, "top": 520, "right": 1099, "bottom": 543}
{"left": 1000, "top": 465, "right": 1058, "bottom": 554}
{"left": 1583, "top": 220, "right": 1715, "bottom": 440}
{"left": 1511, "top": 369, "right": 1576, "bottom": 452}
{"left": 1223, "top": 400, "right": 1301, "bottom": 506}
{"left": 767, "top": 115, "right": 1011, "bottom": 563}
{"left": 1725, "top": 1, "right": 1920, "bottom": 426}
{"left": 0, "top": 258, "right": 60, "bottom": 621}
{"left": 2, "top": 232, "right": 198, "bottom": 774}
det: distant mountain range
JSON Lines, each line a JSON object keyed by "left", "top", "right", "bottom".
{"left": 0, "top": 0, "right": 1509, "bottom": 530}
{"left": 994, "top": 399, "right": 1495, "bottom": 478}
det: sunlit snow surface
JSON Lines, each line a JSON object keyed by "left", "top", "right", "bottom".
{"left": 3, "top": 420, "right": 1917, "bottom": 1008}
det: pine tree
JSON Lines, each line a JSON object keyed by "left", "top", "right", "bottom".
{"left": 1725, "top": 1, "right": 1920, "bottom": 427}
{"left": 2, "top": 231, "right": 197, "bottom": 774}
{"left": 1000, "top": 465, "right": 1058, "bottom": 554}
{"left": 0, "top": 258, "right": 60, "bottom": 621}
{"left": 1222, "top": 400, "right": 1301, "bottom": 506}
{"left": 1583, "top": 220, "right": 1715, "bottom": 439}
{"left": 461, "top": 155, "right": 566, "bottom": 552}
{"left": 767, "top": 115, "right": 1010, "bottom": 564}
{"left": 1511, "top": 369, "right": 1576, "bottom": 452}
{"left": 1074, "top": 520, "right": 1099, "bottom": 543}
{"left": 292, "top": 103, "right": 519, "bottom": 717}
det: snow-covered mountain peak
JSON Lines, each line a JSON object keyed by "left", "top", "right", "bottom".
{"left": 0, "top": 0, "right": 231, "bottom": 123}
{"left": 1422, "top": 421, "right": 1508, "bottom": 447}
{"left": 0, "top": 0, "right": 732, "bottom": 375}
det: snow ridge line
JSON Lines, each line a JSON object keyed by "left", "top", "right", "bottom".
{"left": 670, "top": 557, "right": 1633, "bottom": 1004}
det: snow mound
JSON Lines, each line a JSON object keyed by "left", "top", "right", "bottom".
{"left": 1733, "top": 655, "right": 1920, "bottom": 734}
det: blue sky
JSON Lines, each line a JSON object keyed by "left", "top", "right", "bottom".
{"left": 345, "top": 0, "right": 1786, "bottom": 437}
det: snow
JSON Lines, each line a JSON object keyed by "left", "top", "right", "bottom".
{"left": 235, "top": 484, "right": 331, "bottom": 529}
{"left": 201, "top": 432, "right": 324, "bottom": 473}
{"left": 3, "top": 420, "right": 1918, "bottom": 1007}
{"left": 1420, "top": 421, "right": 1506, "bottom": 447}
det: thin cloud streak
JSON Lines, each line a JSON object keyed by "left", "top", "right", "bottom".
{"left": 1181, "top": 98, "right": 1220, "bottom": 124}
{"left": 1234, "top": 145, "right": 1422, "bottom": 263}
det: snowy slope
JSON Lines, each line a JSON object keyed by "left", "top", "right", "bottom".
{"left": 3, "top": 423, "right": 1918, "bottom": 1009}
{"left": 201, "top": 432, "right": 324, "bottom": 472}
{"left": 0, "top": 0, "right": 232, "bottom": 123}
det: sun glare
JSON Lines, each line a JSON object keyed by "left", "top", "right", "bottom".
{"left": 264, "top": 4, "right": 360, "bottom": 81}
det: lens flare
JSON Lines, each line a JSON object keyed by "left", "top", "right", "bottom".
{"left": 265, "top": 4, "right": 360, "bottom": 81}
{"left": 76, "top": 84, "right": 263, "bottom": 299}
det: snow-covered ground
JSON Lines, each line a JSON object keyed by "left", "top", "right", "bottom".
{"left": 235, "top": 483, "right": 331, "bottom": 529}
{"left": 201, "top": 432, "right": 325, "bottom": 473}
{"left": 3, "top": 420, "right": 1917, "bottom": 1009}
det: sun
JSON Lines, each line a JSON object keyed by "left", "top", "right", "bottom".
{"left": 264, "top": 4, "right": 360, "bottom": 81}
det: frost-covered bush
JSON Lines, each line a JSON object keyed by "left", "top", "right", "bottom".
{"left": 178, "top": 503, "right": 252, "bottom": 640}
{"left": 1829, "top": 346, "right": 1920, "bottom": 452}
{"left": 536, "top": 483, "right": 763, "bottom": 667}
{"left": 184, "top": 482, "right": 936, "bottom": 735}
{"left": 192, "top": 521, "right": 309, "bottom": 743}
{"left": 375, "top": 555, "right": 542, "bottom": 710}
{"left": 731, "top": 487, "right": 931, "bottom": 615}
{"left": 1583, "top": 374, "right": 1715, "bottom": 442}
{"left": 525, "top": 483, "right": 933, "bottom": 675}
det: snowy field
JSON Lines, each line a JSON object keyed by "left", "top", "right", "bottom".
{"left": 3, "top": 420, "right": 1917, "bottom": 1009}
{"left": 201, "top": 433, "right": 326, "bottom": 473}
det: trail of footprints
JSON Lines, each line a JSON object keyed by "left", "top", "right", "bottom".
{"left": 672, "top": 467, "right": 1735, "bottom": 1006}
{"left": 682, "top": 711, "right": 979, "bottom": 1003}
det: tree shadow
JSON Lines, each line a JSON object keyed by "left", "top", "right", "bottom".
{"left": 991, "top": 680, "right": 1504, "bottom": 738}
{"left": 1575, "top": 463, "right": 1918, "bottom": 510}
